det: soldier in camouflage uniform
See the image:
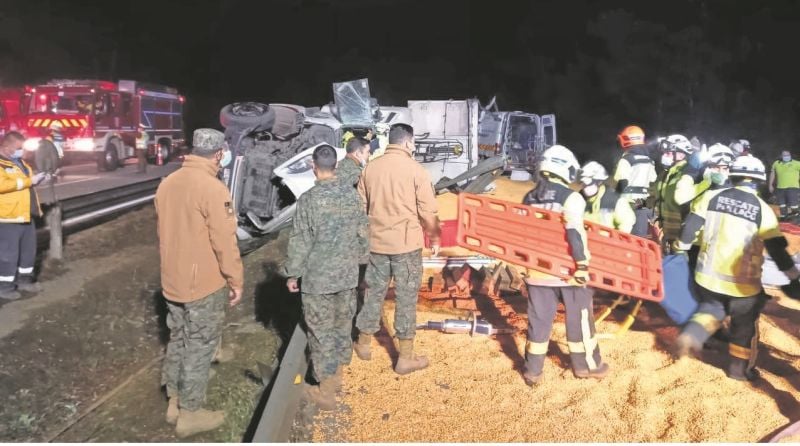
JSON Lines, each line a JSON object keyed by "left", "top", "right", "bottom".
{"left": 337, "top": 136, "right": 371, "bottom": 187}
{"left": 354, "top": 124, "right": 441, "bottom": 376}
{"left": 155, "top": 128, "right": 244, "bottom": 437}
{"left": 285, "top": 144, "right": 369, "bottom": 410}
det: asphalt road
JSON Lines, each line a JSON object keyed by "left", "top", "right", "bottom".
{"left": 36, "top": 159, "right": 180, "bottom": 204}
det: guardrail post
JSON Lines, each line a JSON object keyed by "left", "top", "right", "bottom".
{"left": 46, "top": 205, "right": 63, "bottom": 260}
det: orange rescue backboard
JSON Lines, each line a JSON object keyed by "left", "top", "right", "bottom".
{"left": 456, "top": 193, "right": 664, "bottom": 302}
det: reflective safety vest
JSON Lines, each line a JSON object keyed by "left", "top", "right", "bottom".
{"left": 613, "top": 148, "right": 657, "bottom": 201}
{"left": 522, "top": 178, "right": 589, "bottom": 286}
{"left": 584, "top": 185, "right": 635, "bottom": 233}
{"left": 682, "top": 186, "right": 782, "bottom": 297}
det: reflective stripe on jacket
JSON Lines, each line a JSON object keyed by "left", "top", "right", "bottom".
{"left": 679, "top": 186, "right": 782, "bottom": 297}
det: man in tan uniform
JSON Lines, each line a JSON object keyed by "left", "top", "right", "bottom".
{"left": 354, "top": 123, "right": 441, "bottom": 375}
{"left": 155, "top": 128, "right": 244, "bottom": 438}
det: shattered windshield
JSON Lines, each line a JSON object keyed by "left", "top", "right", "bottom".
{"left": 332, "top": 78, "right": 373, "bottom": 127}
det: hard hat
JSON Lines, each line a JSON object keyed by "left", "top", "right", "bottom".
{"left": 730, "top": 155, "right": 766, "bottom": 181}
{"left": 729, "top": 141, "right": 744, "bottom": 156}
{"left": 617, "top": 125, "right": 645, "bottom": 149}
{"left": 579, "top": 161, "right": 608, "bottom": 185}
{"left": 539, "top": 145, "right": 580, "bottom": 183}
{"left": 660, "top": 134, "right": 694, "bottom": 155}
{"left": 739, "top": 139, "right": 751, "bottom": 150}
{"left": 706, "top": 143, "right": 735, "bottom": 166}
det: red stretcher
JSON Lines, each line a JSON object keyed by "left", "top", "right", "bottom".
{"left": 456, "top": 193, "right": 664, "bottom": 302}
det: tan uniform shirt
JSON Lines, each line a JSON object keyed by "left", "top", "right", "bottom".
{"left": 358, "top": 145, "right": 440, "bottom": 254}
{"left": 155, "top": 155, "right": 244, "bottom": 303}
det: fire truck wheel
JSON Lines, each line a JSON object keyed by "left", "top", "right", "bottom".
{"left": 220, "top": 102, "right": 275, "bottom": 130}
{"left": 97, "top": 144, "right": 120, "bottom": 172}
{"left": 158, "top": 141, "right": 171, "bottom": 164}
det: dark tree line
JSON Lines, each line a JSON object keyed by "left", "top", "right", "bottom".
{"left": 1, "top": 0, "right": 799, "bottom": 165}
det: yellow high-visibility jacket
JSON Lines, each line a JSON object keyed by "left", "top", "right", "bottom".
{"left": 0, "top": 156, "right": 40, "bottom": 223}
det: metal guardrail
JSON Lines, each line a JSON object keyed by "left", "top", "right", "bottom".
{"left": 43, "top": 178, "right": 162, "bottom": 227}
{"left": 37, "top": 178, "right": 163, "bottom": 258}
{"left": 249, "top": 323, "right": 309, "bottom": 443}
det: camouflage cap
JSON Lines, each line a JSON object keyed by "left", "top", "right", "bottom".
{"left": 192, "top": 128, "right": 226, "bottom": 155}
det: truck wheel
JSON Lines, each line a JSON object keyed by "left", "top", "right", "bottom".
{"left": 97, "top": 143, "right": 119, "bottom": 172}
{"left": 220, "top": 102, "right": 275, "bottom": 130}
{"left": 158, "top": 141, "right": 170, "bottom": 164}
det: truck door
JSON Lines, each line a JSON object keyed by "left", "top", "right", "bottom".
{"left": 504, "top": 113, "right": 540, "bottom": 170}
{"left": 541, "top": 114, "right": 556, "bottom": 149}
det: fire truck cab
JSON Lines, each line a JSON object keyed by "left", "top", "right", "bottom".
{"left": 22, "top": 79, "right": 185, "bottom": 171}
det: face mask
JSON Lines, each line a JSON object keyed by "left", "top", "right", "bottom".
{"left": 12, "top": 149, "right": 23, "bottom": 158}
{"left": 582, "top": 183, "right": 599, "bottom": 197}
{"left": 660, "top": 154, "right": 674, "bottom": 168}
{"left": 220, "top": 150, "right": 232, "bottom": 168}
{"left": 783, "top": 156, "right": 791, "bottom": 162}
{"left": 709, "top": 171, "right": 728, "bottom": 185}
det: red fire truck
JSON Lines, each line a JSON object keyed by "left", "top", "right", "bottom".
{"left": 0, "top": 88, "right": 27, "bottom": 137}
{"left": 21, "top": 79, "right": 186, "bottom": 171}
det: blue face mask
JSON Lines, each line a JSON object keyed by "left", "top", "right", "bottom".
{"left": 220, "top": 150, "right": 232, "bottom": 168}
{"left": 12, "top": 149, "right": 23, "bottom": 159}
{"left": 783, "top": 156, "right": 791, "bottom": 162}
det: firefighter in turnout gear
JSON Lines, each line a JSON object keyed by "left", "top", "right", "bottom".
{"left": 653, "top": 134, "right": 698, "bottom": 250}
{"left": 674, "top": 155, "right": 800, "bottom": 381}
{"left": 612, "top": 125, "right": 657, "bottom": 237}
{"left": 579, "top": 161, "right": 635, "bottom": 232}
{"left": 521, "top": 145, "right": 609, "bottom": 386}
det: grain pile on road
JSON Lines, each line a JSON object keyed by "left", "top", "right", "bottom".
{"left": 312, "top": 293, "right": 800, "bottom": 442}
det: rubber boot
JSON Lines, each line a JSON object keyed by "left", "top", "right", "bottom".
{"left": 165, "top": 397, "right": 179, "bottom": 425}
{"left": 175, "top": 408, "right": 224, "bottom": 438}
{"left": 394, "top": 339, "right": 429, "bottom": 375}
{"left": 353, "top": 333, "right": 372, "bottom": 361}
{"left": 573, "top": 363, "right": 611, "bottom": 380}
{"left": 674, "top": 332, "right": 701, "bottom": 359}
{"left": 0, "top": 288, "right": 21, "bottom": 301}
{"left": 522, "top": 370, "right": 542, "bottom": 387}
{"left": 728, "top": 357, "right": 760, "bottom": 381}
{"left": 16, "top": 282, "right": 42, "bottom": 293}
{"left": 306, "top": 376, "right": 336, "bottom": 411}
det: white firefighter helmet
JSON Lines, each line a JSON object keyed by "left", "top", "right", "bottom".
{"left": 706, "top": 143, "right": 735, "bottom": 166}
{"left": 730, "top": 155, "right": 766, "bottom": 181}
{"left": 579, "top": 161, "right": 608, "bottom": 185}
{"left": 539, "top": 145, "right": 580, "bottom": 183}
{"left": 661, "top": 134, "right": 694, "bottom": 155}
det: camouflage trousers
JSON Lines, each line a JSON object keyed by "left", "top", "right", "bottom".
{"left": 302, "top": 288, "right": 357, "bottom": 381}
{"left": 356, "top": 249, "right": 422, "bottom": 340}
{"left": 161, "top": 287, "right": 226, "bottom": 411}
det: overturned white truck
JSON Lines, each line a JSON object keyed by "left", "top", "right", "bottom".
{"left": 218, "top": 79, "right": 557, "bottom": 251}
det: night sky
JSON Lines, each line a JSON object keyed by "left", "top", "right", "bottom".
{"left": 2, "top": 0, "right": 800, "bottom": 164}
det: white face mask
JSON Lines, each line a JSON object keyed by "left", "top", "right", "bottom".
{"left": 660, "top": 153, "right": 674, "bottom": 167}
{"left": 783, "top": 155, "right": 791, "bottom": 162}
{"left": 582, "top": 183, "right": 599, "bottom": 197}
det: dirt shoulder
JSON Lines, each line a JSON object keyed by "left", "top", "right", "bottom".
{"left": 0, "top": 206, "right": 295, "bottom": 442}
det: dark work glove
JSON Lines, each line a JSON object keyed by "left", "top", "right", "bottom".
{"left": 573, "top": 264, "right": 589, "bottom": 285}
{"left": 781, "top": 278, "right": 800, "bottom": 300}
